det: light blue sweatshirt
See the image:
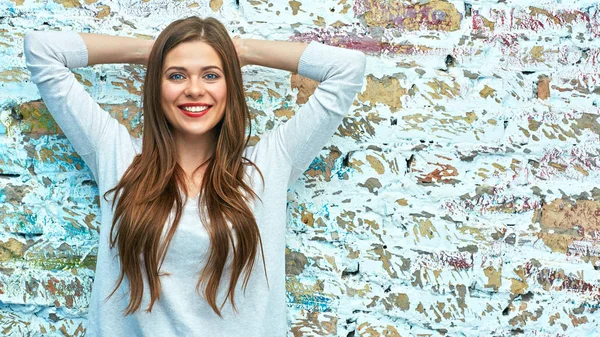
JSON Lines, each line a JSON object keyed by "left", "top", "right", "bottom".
{"left": 24, "top": 30, "right": 365, "bottom": 337}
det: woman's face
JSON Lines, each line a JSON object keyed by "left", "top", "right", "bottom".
{"left": 160, "top": 40, "right": 227, "bottom": 145}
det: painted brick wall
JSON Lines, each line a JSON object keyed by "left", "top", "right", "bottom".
{"left": 1, "top": 0, "right": 600, "bottom": 336}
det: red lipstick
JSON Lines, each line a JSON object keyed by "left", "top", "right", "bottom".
{"left": 178, "top": 103, "right": 212, "bottom": 118}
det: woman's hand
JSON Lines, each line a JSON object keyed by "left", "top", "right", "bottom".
{"left": 232, "top": 37, "right": 248, "bottom": 68}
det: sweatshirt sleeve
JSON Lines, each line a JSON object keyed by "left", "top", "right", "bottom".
{"left": 276, "top": 41, "right": 366, "bottom": 186}
{"left": 23, "top": 31, "right": 126, "bottom": 182}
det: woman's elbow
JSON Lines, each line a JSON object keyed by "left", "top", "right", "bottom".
{"left": 23, "top": 31, "right": 42, "bottom": 63}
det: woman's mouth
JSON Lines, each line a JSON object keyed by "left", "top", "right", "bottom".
{"left": 178, "top": 105, "right": 211, "bottom": 118}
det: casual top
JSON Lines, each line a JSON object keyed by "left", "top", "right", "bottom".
{"left": 24, "top": 30, "right": 366, "bottom": 337}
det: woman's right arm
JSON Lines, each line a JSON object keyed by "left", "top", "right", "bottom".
{"left": 78, "top": 33, "right": 153, "bottom": 66}
{"left": 24, "top": 31, "right": 152, "bottom": 181}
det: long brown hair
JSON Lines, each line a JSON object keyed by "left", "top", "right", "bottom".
{"left": 103, "top": 16, "right": 266, "bottom": 317}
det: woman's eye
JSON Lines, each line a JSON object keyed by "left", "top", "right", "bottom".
{"left": 205, "top": 73, "right": 219, "bottom": 80}
{"left": 169, "top": 73, "right": 184, "bottom": 80}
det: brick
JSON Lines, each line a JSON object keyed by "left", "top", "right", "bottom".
{"left": 0, "top": 307, "right": 88, "bottom": 337}
{"left": 28, "top": 136, "right": 89, "bottom": 174}
{"left": 538, "top": 77, "right": 551, "bottom": 99}
{"left": 537, "top": 199, "right": 600, "bottom": 254}
{"left": 8, "top": 100, "right": 143, "bottom": 139}
{"left": 354, "top": 0, "right": 462, "bottom": 31}
{"left": 240, "top": 0, "right": 355, "bottom": 26}
{"left": 290, "top": 311, "right": 337, "bottom": 337}
{"left": 4, "top": 1, "right": 600, "bottom": 335}
{"left": 0, "top": 269, "right": 92, "bottom": 309}
{"left": 471, "top": 5, "right": 597, "bottom": 35}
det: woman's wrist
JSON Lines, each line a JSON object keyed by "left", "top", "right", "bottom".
{"left": 138, "top": 39, "right": 154, "bottom": 65}
{"left": 232, "top": 37, "right": 249, "bottom": 67}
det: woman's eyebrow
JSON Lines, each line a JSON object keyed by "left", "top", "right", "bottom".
{"left": 163, "top": 65, "right": 223, "bottom": 74}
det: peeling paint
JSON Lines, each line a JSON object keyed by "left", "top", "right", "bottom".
{"left": 355, "top": 0, "right": 462, "bottom": 31}
{"left": 5, "top": 1, "right": 600, "bottom": 336}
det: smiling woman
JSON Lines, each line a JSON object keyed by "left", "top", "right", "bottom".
{"left": 160, "top": 40, "right": 227, "bottom": 167}
{"left": 24, "top": 16, "right": 365, "bottom": 337}
{"left": 98, "top": 17, "right": 267, "bottom": 321}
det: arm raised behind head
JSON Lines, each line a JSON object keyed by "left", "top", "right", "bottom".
{"left": 232, "top": 38, "right": 308, "bottom": 72}
{"left": 79, "top": 33, "right": 154, "bottom": 66}
{"left": 233, "top": 37, "right": 367, "bottom": 186}
{"left": 23, "top": 31, "right": 151, "bottom": 182}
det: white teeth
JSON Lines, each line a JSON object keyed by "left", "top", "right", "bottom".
{"left": 181, "top": 106, "right": 209, "bottom": 112}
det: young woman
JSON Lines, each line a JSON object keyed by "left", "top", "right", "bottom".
{"left": 24, "top": 16, "right": 365, "bottom": 336}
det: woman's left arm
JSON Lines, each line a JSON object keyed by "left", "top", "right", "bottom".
{"left": 235, "top": 38, "right": 367, "bottom": 186}
{"left": 233, "top": 38, "right": 308, "bottom": 72}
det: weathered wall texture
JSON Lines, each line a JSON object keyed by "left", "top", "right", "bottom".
{"left": 1, "top": 0, "right": 600, "bottom": 336}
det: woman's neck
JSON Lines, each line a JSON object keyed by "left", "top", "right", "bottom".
{"left": 174, "top": 132, "right": 216, "bottom": 178}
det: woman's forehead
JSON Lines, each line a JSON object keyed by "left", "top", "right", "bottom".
{"left": 163, "top": 41, "right": 223, "bottom": 71}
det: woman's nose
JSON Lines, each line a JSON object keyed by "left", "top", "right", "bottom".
{"left": 185, "top": 79, "right": 206, "bottom": 97}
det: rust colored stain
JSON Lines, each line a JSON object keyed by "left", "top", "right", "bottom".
{"left": 354, "top": 0, "right": 461, "bottom": 31}
{"left": 274, "top": 107, "right": 295, "bottom": 119}
{"left": 290, "top": 74, "right": 319, "bottom": 104}
{"left": 537, "top": 77, "right": 551, "bottom": 99}
{"left": 46, "top": 277, "right": 59, "bottom": 295}
{"left": 479, "top": 85, "right": 497, "bottom": 99}
{"left": 357, "top": 74, "right": 405, "bottom": 112}
{"left": 96, "top": 5, "right": 110, "bottom": 19}
{"left": 246, "top": 90, "right": 262, "bottom": 101}
{"left": 394, "top": 293, "right": 410, "bottom": 311}
{"left": 418, "top": 162, "right": 459, "bottom": 184}
{"left": 484, "top": 266, "right": 502, "bottom": 291}
{"left": 537, "top": 199, "right": 600, "bottom": 254}
{"left": 209, "top": 0, "right": 223, "bottom": 11}
{"left": 288, "top": 0, "right": 301, "bottom": 15}
{"left": 300, "top": 207, "right": 314, "bottom": 227}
